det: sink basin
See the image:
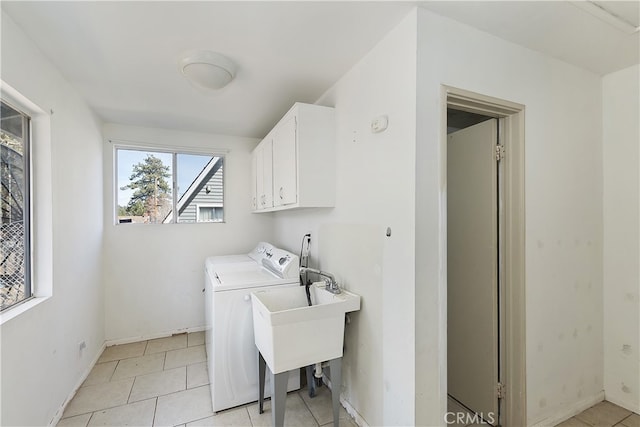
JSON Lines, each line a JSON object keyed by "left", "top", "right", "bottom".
{"left": 251, "top": 282, "right": 360, "bottom": 374}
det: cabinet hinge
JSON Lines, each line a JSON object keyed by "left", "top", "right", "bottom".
{"left": 496, "top": 382, "right": 506, "bottom": 399}
{"left": 495, "top": 145, "right": 505, "bottom": 161}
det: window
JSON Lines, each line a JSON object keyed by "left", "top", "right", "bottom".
{"left": 116, "top": 148, "right": 224, "bottom": 224}
{"left": 197, "top": 204, "right": 223, "bottom": 222}
{"left": 0, "top": 100, "right": 31, "bottom": 311}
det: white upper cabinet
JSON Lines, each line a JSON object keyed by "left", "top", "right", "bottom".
{"left": 272, "top": 114, "right": 297, "bottom": 207}
{"left": 251, "top": 103, "right": 335, "bottom": 213}
{"left": 254, "top": 138, "right": 273, "bottom": 210}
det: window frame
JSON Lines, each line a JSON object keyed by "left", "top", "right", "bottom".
{"left": 196, "top": 203, "right": 224, "bottom": 223}
{"left": 0, "top": 80, "right": 52, "bottom": 324}
{"left": 113, "top": 144, "right": 226, "bottom": 225}
{"left": 0, "top": 98, "right": 33, "bottom": 312}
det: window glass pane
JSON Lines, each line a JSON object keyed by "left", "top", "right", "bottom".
{"left": 117, "top": 149, "right": 173, "bottom": 224}
{"left": 197, "top": 206, "right": 223, "bottom": 223}
{"left": 199, "top": 207, "right": 214, "bottom": 222}
{"left": 176, "top": 155, "right": 224, "bottom": 223}
{"left": 1, "top": 101, "right": 30, "bottom": 310}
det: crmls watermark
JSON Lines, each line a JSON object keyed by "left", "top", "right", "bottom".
{"left": 444, "top": 411, "right": 496, "bottom": 425}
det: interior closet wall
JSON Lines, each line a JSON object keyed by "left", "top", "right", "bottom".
{"left": 603, "top": 64, "right": 640, "bottom": 413}
{"left": 415, "top": 7, "right": 604, "bottom": 426}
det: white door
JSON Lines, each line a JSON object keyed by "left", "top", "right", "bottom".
{"left": 263, "top": 139, "right": 273, "bottom": 208}
{"left": 447, "top": 119, "right": 500, "bottom": 421}
{"left": 250, "top": 150, "right": 258, "bottom": 210}
{"left": 272, "top": 115, "right": 297, "bottom": 206}
{"left": 255, "top": 140, "right": 273, "bottom": 210}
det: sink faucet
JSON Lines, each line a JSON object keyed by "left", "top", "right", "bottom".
{"left": 299, "top": 267, "right": 341, "bottom": 294}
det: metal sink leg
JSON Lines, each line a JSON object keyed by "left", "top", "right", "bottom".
{"left": 271, "top": 370, "right": 289, "bottom": 427}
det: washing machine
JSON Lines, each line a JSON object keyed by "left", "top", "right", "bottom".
{"left": 206, "top": 241, "right": 274, "bottom": 267}
{"left": 204, "top": 243, "right": 301, "bottom": 412}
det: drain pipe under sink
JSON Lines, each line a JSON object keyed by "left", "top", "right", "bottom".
{"left": 299, "top": 234, "right": 320, "bottom": 397}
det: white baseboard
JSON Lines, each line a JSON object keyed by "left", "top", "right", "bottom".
{"left": 50, "top": 326, "right": 206, "bottom": 426}
{"left": 530, "top": 391, "right": 605, "bottom": 427}
{"left": 321, "top": 373, "right": 368, "bottom": 427}
{"left": 341, "top": 394, "right": 370, "bottom": 427}
{"left": 48, "top": 341, "right": 107, "bottom": 427}
{"left": 105, "top": 325, "right": 206, "bottom": 347}
{"left": 604, "top": 394, "right": 640, "bottom": 414}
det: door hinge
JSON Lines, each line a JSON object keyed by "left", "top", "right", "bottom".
{"left": 495, "top": 145, "right": 505, "bottom": 161}
{"left": 496, "top": 382, "right": 506, "bottom": 399}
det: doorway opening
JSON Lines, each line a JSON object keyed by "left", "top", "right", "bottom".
{"left": 444, "top": 86, "right": 526, "bottom": 427}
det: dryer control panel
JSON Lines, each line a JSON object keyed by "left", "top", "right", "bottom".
{"left": 262, "top": 248, "right": 299, "bottom": 279}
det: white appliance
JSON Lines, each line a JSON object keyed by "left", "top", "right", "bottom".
{"left": 204, "top": 243, "right": 301, "bottom": 412}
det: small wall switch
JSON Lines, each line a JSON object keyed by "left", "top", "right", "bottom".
{"left": 371, "top": 115, "right": 388, "bottom": 133}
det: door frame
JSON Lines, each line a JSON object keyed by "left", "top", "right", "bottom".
{"left": 443, "top": 85, "right": 526, "bottom": 427}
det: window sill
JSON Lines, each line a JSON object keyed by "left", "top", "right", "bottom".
{"left": 0, "top": 296, "right": 51, "bottom": 326}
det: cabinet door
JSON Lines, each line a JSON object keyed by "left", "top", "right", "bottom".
{"left": 254, "top": 140, "right": 274, "bottom": 210}
{"left": 272, "top": 115, "right": 297, "bottom": 206}
{"left": 250, "top": 150, "right": 258, "bottom": 210}
{"left": 262, "top": 139, "right": 273, "bottom": 208}
{"left": 255, "top": 145, "right": 264, "bottom": 210}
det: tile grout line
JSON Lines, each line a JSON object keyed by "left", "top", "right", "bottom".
{"left": 184, "top": 362, "right": 189, "bottom": 390}
{"left": 245, "top": 406, "right": 254, "bottom": 427}
{"left": 108, "top": 359, "right": 120, "bottom": 382}
{"left": 126, "top": 373, "right": 135, "bottom": 405}
{"left": 152, "top": 397, "right": 158, "bottom": 427}
{"left": 298, "top": 390, "right": 322, "bottom": 426}
{"left": 620, "top": 413, "right": 635, "bottom": 425}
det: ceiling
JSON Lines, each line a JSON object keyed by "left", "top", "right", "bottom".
{"left": 419, "top": 1, "right": 639, "bottom": 76}
{"left": 2, "top": 1, "right": 638, "bottom": 139}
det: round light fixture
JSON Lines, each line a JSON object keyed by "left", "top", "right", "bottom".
{"left": 179, "top": 50, "right": 236, "bottom": 91}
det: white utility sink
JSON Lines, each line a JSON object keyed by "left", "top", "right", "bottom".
{"left": 251, "top": 282, "right": 361, "bottom": 374}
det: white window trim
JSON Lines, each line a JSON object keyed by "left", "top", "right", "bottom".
{"left": 196, "top": 203, "right": 223, "bottom": 223}
{"left": 0, "top": 81, "right": 53, "bottom": 325}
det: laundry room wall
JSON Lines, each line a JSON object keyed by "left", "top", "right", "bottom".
{"left": 270, "top": 10, "right": 418, "bottom": 427}
{"left": 102, "top": 123, "right": 274, "bottom": 342}
{"left": 1, "top": 11, "right": 105, "bottom": 426}
{"left": 602, "top": 64, "right": 640, "bottom": 413}
{"left": 415, "top": 7, "right": 604, "bottom": 427}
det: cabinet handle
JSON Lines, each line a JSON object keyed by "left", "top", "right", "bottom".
{"left": 279, "top": 187, "right": 284, "bottom": 199}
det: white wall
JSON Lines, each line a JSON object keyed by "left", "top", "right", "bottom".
{"left": 270, "top": 11, "right": 417, "bottom": 427}
{"left": 415, "top": 8, "right": 604, "bottom": 426}
{"left": 0, "top": 11, "right": 105, "bottom": 426}
{"left": 102, "top": 124, "right": 274, "bottom": 342}
{"left": 603, "top": 64, "right": 640, "bottom": 413}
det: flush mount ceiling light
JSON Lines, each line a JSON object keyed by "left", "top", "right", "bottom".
{"left": 179, "top": 51, "right": 236, "bottom": 91}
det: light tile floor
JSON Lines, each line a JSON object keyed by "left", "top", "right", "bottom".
{"left": 555, "top": 401, "right": 640, "bottom": 427}
{"left": 58, "top": 334, "right": 638, "bottom": 427}
{"left": 57, "top": 332, "right": 357, "bottom": 427}
{"left": 446, "top": 396, "right": 639, "bottom": 427}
